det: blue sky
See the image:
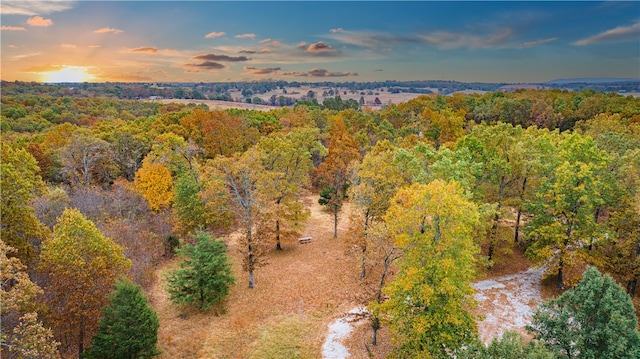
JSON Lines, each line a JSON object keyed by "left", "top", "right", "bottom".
{"left": 1, "top": 1, "right": 639, "bottom": 83}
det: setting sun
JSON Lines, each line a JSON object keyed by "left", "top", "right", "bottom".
{"left": 43, "top": 66, "right": 94, "bottom": 83}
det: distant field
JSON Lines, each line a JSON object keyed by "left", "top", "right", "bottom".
{"left": 147, "top": 98, "right": 276, "bottom": 112}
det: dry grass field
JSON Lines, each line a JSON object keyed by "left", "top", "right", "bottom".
{"left": 148, "top": 196, "right": 395, "bottom": 358}
{"left": 148, "top": 196, "right": 544, "bottom": 358}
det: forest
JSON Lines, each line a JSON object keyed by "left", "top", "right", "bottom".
{"left": 2, "top": 81, "right": 640, "bottom": 358}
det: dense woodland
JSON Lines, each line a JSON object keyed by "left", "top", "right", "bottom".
{"left": 2, "top": 81, "right": 640, "bottom": 358}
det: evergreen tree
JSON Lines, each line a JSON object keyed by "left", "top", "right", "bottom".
{"left": 85, "top": 278, "right": 160, "bottom": 359}
{"left": 527, "top": 267, "right": 640, "bottom": 359}
{"left": 165, "top": 232, "right": 235, "bottom": 310}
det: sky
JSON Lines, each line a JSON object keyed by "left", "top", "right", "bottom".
{"left": 1, "top": 1, "right": 639, "bottom": 83}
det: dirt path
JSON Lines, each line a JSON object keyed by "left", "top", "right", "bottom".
{"left": 472, "top": 267, "right": 544, "bottom": 343}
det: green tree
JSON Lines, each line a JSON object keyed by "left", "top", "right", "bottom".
{"left": 525, "top": 133, "right": 611, "bottom": 288}
{"left": 165, "top": 232, "right": 234, "bottom": 310}
{"left": 527, "top": 267, "right": 640, "bottom": 359}
{"left": 40, "top": 208, "right": 131, "bottom": 358}
{"left": 375, "top": 180, "right": 480, "bottom": 358}
{"left": 85, "top": 278, "right": 160, "bottom": 359}
{"left": 457, "top": 331, "right": 555, "bottom": 359}
{"left": 0, "top": 143, "right": 49, "bottom": 262}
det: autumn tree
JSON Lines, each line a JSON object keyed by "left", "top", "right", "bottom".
{"left": 465, "top": 122, "right": 524, "bottom": 264}
{"left": 525, "top": 133, "right": 611, "bottom": 288}
{"left": 40, "top": 208, "right": 131, "bottom": 358}
{"left": 315, "top": 116, "right": 360, "bottom": 238}
{"left": 348, "top": 140, "right": 404, "bottom": 278}
{"left": 61, "top": 130, "right": 117, "bottom": 187}
{"left": 134, "top": 158, "right": 173, "bottom": 212}
{"left": 527, "top": 267, "right": 640, "bottom": 359}
{"left": 374, "top": 180, "right": 480, "bottom": 358}
{"left": 0, "top": 142, "right": 49, "bottom": 262}
{"left": 256, "top": 127, "right": 325, "bottom": 250}
{"left": 165, "top": 232, "right": 234, "bottom": 311}
{"left": 85, "top": 278, "right": 160, "bottom": 359}
{"left": 214, "top": 149, "right": 269, "bottom": 288}
{"left": 1, "top": 240, "right": 60, "bottom": 359}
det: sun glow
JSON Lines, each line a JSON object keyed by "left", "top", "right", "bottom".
{"left": 43, "top": 66, "right": 94, "bottom": 83}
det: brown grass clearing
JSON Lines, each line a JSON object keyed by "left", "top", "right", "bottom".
{"left": 148, "top": 196, "right": 384, "bottom": 358}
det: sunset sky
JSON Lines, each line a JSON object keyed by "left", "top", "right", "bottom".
{"left": 1, "top": 1, "right": 639, "bottom": 83}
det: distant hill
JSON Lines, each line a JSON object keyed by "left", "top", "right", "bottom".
{"left": 544, "top": 78, "right": 640, "bottom": 85}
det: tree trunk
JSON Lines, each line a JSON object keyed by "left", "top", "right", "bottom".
{"left": 557, "top": 259, "right": 564, "bottom": 289}
{"left": 628, "top": 279, "right": 637, "bottom": 297}
{"left": 515, "top": 208, "right": 522, "bottom": 243}
{"left": 333, "top": 206, "right": 338, "bottom": 239}
{"left": 360, "top": 246, "right": 367, "bottom": 279}
{"left": 248, "top": 271, "right": 255, "bottom": 289}
{"left": 371, "top": 316, "right": 380, "bottom": 345}
{"left": 275, "top": 219, "right": 282, "bottom": 250}
{"left": 515, "top": 177, "right": 528, "bottom": 243}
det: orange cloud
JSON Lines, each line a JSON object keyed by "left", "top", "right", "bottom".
{"left": 205, "top": 31, "right": 226, "bottom": 38}
{"left": 27, "top": 16, "right": 53, "bottom": 27}
{"left": 130, "top": 47, "right": 158, "bottom": 54}
{"left": 94, "top": 27, "right": 124, "bottom": 34}
{"left": 235, "top": 33, "right": 256, "bottom": 39}
{"left": 243, "top": 66, "right": 281, "bottom": 75}
{"left": 61, "top": 44, "right": 77, "bottom": 49}
{"left": 304, "top": 42, "right": 340, "bottom": 56}
{"left": 1, "top": 25, "right": 26, "bottom": 31}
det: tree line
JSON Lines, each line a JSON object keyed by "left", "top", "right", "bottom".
{"left": 2, "top": 83, "right": 640, "bottom": 358}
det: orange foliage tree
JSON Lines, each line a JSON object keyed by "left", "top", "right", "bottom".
{"left": 314, "top": 116, "right": 361, "bottom": 238}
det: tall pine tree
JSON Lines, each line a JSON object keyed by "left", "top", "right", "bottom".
{"left": 85, "top": 278, "right": 160, "bottom": 359}
{"left": 165, "top": 232, "right": 234, "bottom": 310}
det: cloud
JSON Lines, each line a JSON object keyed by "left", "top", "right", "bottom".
{"left": 89, "top": 45, "right": 102, "bottom": 48}
{"left": 185, "top": 61, "right": 226, "bottom": 72}
{"left": 374, "top": 69, "right": 383, "bottom": 72}
{"left": 326, "top": 29, "right": 419, "bottom": 48}
{"left": 27, "top": 16, "right": 53, "bottom": 27}
{"left": 419, "top": 28, "right": 514, "bottom": 50}
{"left": 243, "top": 66, "right": 281, "bottom": 75}
{"left": 130, "top": 47, "right": 158, "bottom": 54}
{"left": 1, "top": 25, "right": 26, "bottom": 31}
{"left": 259, "top": 38, "right": 271, "bottom": 44}
{"left": 10, "top": 52, "right": 42, "bottom": 60}
{"left": 22, "top": 64, "right": 64, "bottom": 73}
{"left": 60, "top": 43, "right": 77, "bottom": 49}
{"left": 192, "top": 53, "right": 249, "bottom": 62}
{"left": 522, "top": 37, "right": 558, "bottom": 48}
{"left": 239, "top": 48, "right": 272, "bottom": 54}
{"left": 282, "top": 68, "right": 357, "bottom": 78}
{"left": 235, "top": 33, "right": 256, "bottom": 39}
{"left": 185, "top": 61, "right": 225, "bottom": 70}
{"left": 0, "top": 0, "right": 75, "bottom": 15}
{"left": 306, "top": 42, "right": 339, "bottom": 56}
{"left": 205, "top": 31, "right": 226, "bottom": 38}
{"left": 270, "top": 41, "right": 281, "bottom": 47}
{"left": 94, "top": 27, "right": 123, "bottom": 34}
{"left": 573, "top": 22, "right": 640, "bottom": 46}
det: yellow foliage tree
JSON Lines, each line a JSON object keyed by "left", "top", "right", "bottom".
{"left": 134, "top": 158, "right": 173, "bottom": 212}
{"left": 40, "top": 208, "right": 131, "bottom": 358}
